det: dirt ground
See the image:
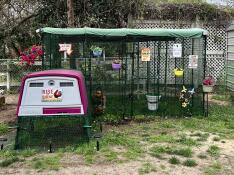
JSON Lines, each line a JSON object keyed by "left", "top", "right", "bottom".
{"left": 0, "top": 94, "right": 18, "bottom": 124}
{"left": 0, "top": 94, "right": 234, "bottom": 175}
{"left": 1, "top": 132, "right": 234, "bottom": 175}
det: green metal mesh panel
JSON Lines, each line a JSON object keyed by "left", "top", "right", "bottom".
{"left": 15, "top": 116, "right": 87, "bottom": 150}
{"left": 41, "top": 34, "right": 206, "bottom": 117}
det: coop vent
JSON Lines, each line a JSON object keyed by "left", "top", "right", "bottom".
{"left": 29, "top": 82, "right": 44, "bottom": 87}
{"left": 60, "top": 82, "right": 74, "bottom": 87}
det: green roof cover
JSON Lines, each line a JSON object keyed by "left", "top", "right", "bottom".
{"left": 39, "top": 27, "right": 208, "bottom": 39}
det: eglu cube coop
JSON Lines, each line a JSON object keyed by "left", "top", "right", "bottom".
{"left": 15, "top": 70, "right": 89, "bottom": 149}
{"left": 16, "top": 27, "right": 209, "bottom": 149}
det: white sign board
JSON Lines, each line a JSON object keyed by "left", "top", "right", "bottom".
{"left": 59, "top": 44, "right": 73, "bottom": 61}
{"left": 59, "top": 44, "right": 72, "bottom": 51}
{"left": 141, "top": 48, "right": 151, "bottom": 62}
{"left": 173, "top": 44, "right": 182, "bottom": 58}
{"left": 188, "top": 55, "right": 198, "bottom": 69}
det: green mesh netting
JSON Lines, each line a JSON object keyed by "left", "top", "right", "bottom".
{"left": 15, "top": 116, "right": 88, "bottom": 150}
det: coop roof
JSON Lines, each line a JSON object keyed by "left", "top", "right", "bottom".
{"left": 39, "top": 27, "right": 208, "bottom": 40}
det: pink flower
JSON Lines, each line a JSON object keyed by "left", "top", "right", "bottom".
{"left": 31, "top": 46, "right": 37, "bottom": 52}
{"left": 30, "top": 53, "right": 36, "bottom": 60}
{"left": 30, "top": 59, "right": 35, "bottom": 64}
{"left": 203, "top": 76, "right": 215, "bottom": 86}
{"left": 37, "top": 49, "right": 44, "bottom": 56}
{"left": 20, "top": 52, "right": 25, "bottom": 56}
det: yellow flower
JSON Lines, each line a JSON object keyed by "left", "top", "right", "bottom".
{"left": 182, "top": 102, "right": 187, "bottom": 108}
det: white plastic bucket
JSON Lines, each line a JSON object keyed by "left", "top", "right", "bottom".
{"left": 146, "top": 95, "right": 161, "bottom": 111}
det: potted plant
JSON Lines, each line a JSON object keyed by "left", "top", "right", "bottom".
{"left": 146, "top": 94, "right": 161, "bottom": 111}
{"left": 174, "top": 68, "right": 184, "bottom": 77}
{"left": 202, "top": 76, "right": 215, "bottom": 93}
{"left": 90, "top": 46, "right": 102, "bottom": 57}
{"left": 112, "top": 59, "right": 121, "bottom": 70}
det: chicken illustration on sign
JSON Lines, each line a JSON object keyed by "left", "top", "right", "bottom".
{"left": 42, "top": 89, "right": 63, "bottom": 102}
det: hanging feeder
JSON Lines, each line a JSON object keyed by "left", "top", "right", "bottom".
{"left": 174, "top": 68, "right": 184, "bottom": 77}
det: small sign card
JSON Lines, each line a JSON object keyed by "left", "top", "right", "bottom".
{"left": 188, "top": 55, "right": 198, "bottom": 69}
{"left": 59, "top": 44, "right": 72, "bottom": 52}
{"left": 59, "top": 44, "right": 73, "bottom": 61}
{"left": 173, "top": 44, "right": 182, "bottom": 58}
{"left": 42, "top": 89, "right": 62, "bottom": 102}
{"left": 141, "top": 48, "right": 151, "bottom": 61}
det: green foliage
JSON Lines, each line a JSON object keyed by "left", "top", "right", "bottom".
{"left": 0, "top": 149, "right": 36, "bottom": 165}
{"left": 183, "top": 159, "right": 197, "bottom": 167}
{"left": 31, "top": 155, "right": 61, "bottom": 171}
{"left": 20, "top": 149, "right": 37, "bottom": 158}
{"left": 150, "top": 145, "right": 193, "bottom": 157}
{"left": 102, "top": 131, "right": 143, "bottom": 160}
{"left": 148, "top": 134, "right": 176, "bottom": 143}
{"left": 75, "top": 130, "right": 143, "bottom": 164}
{"left": 207, "top": 145, "right": 220, "bottom": 157}
{"left": 0, "top": 157, "right": 20, "bottom": 167}
{"left": 102, "top": 150, "right": 119, "bottom": 162}
{"left": 204, "top": 162, "right": 222, "bottom": 175}
{"left": 0, "top": 123, "right": 8, "bottom": 135}
{"left": 176, "top": 135, "right": 199, "bottom": 146}
{"left": 190, "top": 132, "right": 209, "bottom": 142}
{"left": 167, "top": 147, "right": 193, "bottom": 157}
{"left": 100, "top": 113, "right": 123, "bottom": 124}
{"left": 211, "top": 94, "right": 231, "bottom": 101}
{"left": 138, "top": 162, "right": 157, "bottom": 174}
{"left": 169, "top": 156, "right": 180, "bottom": 165}
{"left": 75, "top": 142, "right": 96, "bottom": 164}
{"left": 150, "top": 145, "right": 167, "bottom": 159}
{"left": 144, "top": 1, "right": 234, "bottom": 23}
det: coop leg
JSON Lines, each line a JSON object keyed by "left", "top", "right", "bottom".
{"left": 96, "top": 140, "right": 100, "bottom": 151}
{"left": 14, "top": 119, "right": 21, "bottom": 150}
{"left": 100, "top": 122, "right": 103, "bottom": 133}
{"left": 49, "top": 142, "right": 53, "bottom": 153}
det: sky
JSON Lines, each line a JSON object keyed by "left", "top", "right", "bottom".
{"left": 207, "top": 0, "right": 233, "bottom": 6}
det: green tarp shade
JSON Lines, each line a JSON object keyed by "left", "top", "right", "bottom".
{"left": 40, "top": 27, "right": 208, "bottom": 39}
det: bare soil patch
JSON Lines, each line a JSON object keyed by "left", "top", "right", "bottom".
{"left": 0, "top": 94, "right": 18, "bottom": 124}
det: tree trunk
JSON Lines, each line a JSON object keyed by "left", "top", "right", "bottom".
{"left": 67, "top": 0, "right": 75, "bottom": 27}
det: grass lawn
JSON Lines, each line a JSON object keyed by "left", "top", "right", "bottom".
{"left": 0, "top": 102, "right": 234, "bottom": 174}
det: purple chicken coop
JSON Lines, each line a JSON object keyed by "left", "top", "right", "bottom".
{"left": 17, "top": 70, "right": 88, "bottom": 116}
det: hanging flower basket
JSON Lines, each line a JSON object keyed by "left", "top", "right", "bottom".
{"left": 202, "top": 76, "right": 215, "bottom": 93}
{"left": 93, "top": 50, "right": 102, "bottom": 57}
{"left": 146, "top": 95, "right": 161, "bottom": 111}
{"left": 112, "top": 59, "right": 121, "bottom": 70}
{"left": 91, "top": 46, "right": 102, "bottom": 57}
{"left": 174, "top": 68, "right": 184, "bottom": 77}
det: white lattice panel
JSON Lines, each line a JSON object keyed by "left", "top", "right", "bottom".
{"left": 134, "top": 20, "right": 226, "bottom": 84}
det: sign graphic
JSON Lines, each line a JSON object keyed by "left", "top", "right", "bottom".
{"left": 141, "top": 48, "right": 151, "bottom": 61}
{"left": 42, "top": 89, "right": 62, "bottom": 102}
{"left": 188, "top": 55, "right": 198, "bottom": 69}
{"left": 173, "top": 44, "right": 182, "bottom": 58}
